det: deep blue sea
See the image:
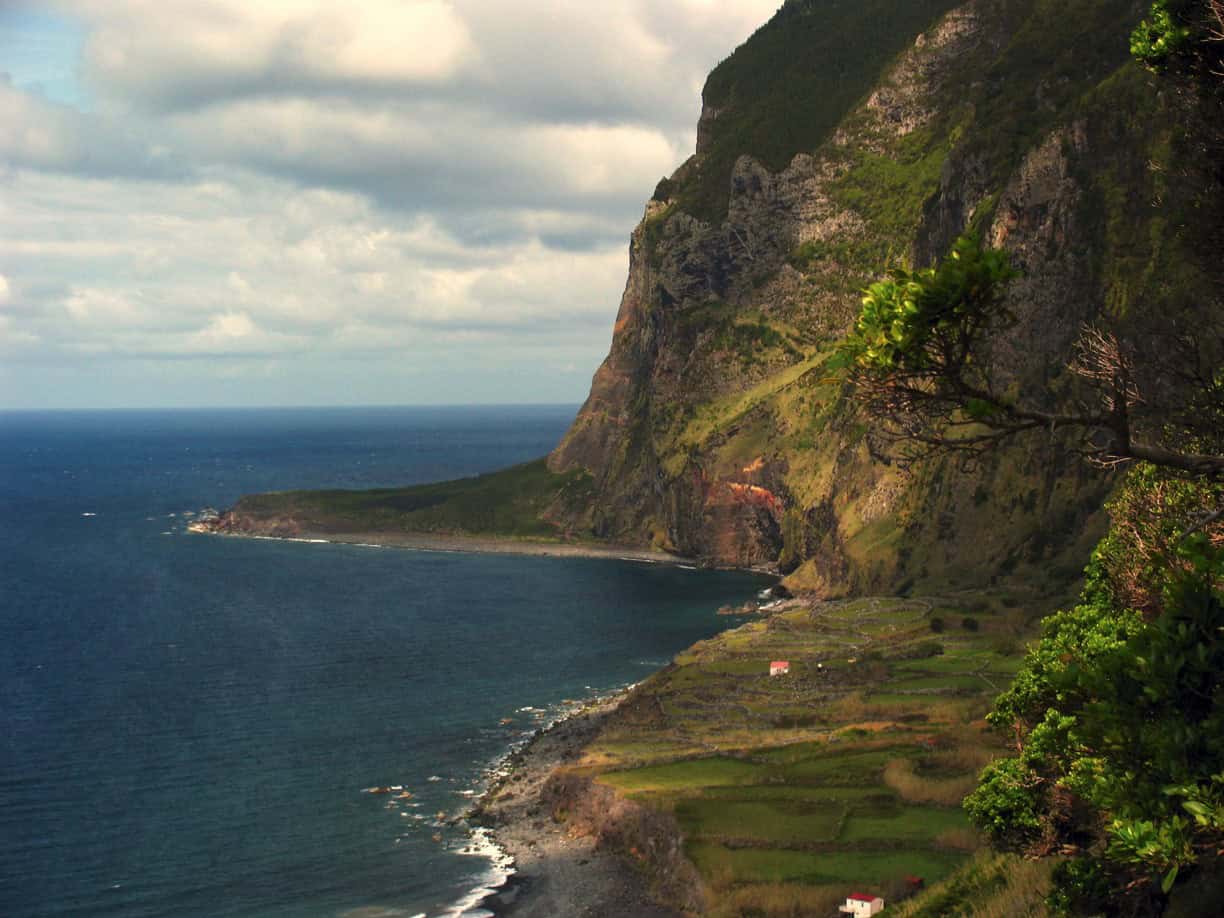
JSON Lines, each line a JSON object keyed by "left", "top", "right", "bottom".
{"left": 0, "top": 406, "right": 771, "bottom": 917}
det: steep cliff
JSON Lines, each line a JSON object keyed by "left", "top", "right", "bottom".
{"left": 547, "top": 0, "right": 1214, "bottom": 594}
{"left": 211, "top": 0, "right": 1218, "bottom": 598}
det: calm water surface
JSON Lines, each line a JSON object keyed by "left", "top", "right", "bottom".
{"left": 0, "top": 407, "right": 771, "bottom": 917}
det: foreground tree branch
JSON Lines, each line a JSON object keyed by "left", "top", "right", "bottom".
{"left": 838, "top": 233, "right": 1224, "bottom": 478}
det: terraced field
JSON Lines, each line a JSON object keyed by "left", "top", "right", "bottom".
{"left": 564, "top": 592, "right": 1048, "bottom": 915}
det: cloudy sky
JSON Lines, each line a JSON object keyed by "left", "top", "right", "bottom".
{"left": 0, "top": 0, "right": 779, "bottom": 410}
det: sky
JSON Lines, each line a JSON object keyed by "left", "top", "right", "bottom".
{"left": 0, "top": 0, "right": 780, "bottom": 410}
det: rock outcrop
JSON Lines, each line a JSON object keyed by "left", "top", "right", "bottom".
{"left": 546, "top": 0, "right": 1203, "bottom": 594}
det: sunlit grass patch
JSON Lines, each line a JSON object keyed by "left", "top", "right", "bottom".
{"left": 581, "top": 737, "right": 702, "bottom": 768}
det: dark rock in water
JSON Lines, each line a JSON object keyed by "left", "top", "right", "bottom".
{"left": 769, "top": 584, "right": 793, "bottom": 599}
{"left": 478, "top": 874, "right": 529, "bottom": 915}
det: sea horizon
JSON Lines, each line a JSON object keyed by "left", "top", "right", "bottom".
{"left": 0, "top": 402, "right": 584, "bottom": 416}
{"left": 0, "top": 404, "right": 772, "bottom": 916}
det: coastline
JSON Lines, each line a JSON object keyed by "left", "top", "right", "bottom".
{"left": 189, "top": 513, "right": 775, "bottom": 915}
{"left": 188, "top": 524, "right": 692, "bottom": 567}
{"left": 469, "top": 689, "right": 682, "bottom": 918}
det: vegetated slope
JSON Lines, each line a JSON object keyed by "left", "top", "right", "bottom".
{"left": 528, "top": 590, "right": 1043, "bottom": 913}
{"left": 209, "top": 459, "right": 597, "bottom": 542}
{"left": 548, "top": 0, "right": 1216, "bottom": 595}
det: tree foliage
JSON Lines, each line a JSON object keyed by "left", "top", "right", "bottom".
{"left": 838, "top": 233, "right": 1224, "bottom": 477}
{"left": 1130, "top": 0, "right": 1224, "bottom": 81}
{"left": 965, "top": 470, "right": 1224, "bottom": 912}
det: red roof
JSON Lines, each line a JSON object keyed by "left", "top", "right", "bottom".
{"left": 771, "top": 660, "right": 789, "bottom": 666}
{"left": 848, "top": 893, "right": 878, "bottom": 902}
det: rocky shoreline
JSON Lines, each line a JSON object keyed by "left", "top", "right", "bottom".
{"left": 471, "top": 692, "right": 684, "bottom": 918}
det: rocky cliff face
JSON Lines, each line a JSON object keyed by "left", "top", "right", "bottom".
{"left": 547, "top": 0, "right": 1204, "bottom": 594}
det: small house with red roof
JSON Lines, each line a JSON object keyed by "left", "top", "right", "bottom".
{"left": 839, "top": 893, "right": 884, "bottom": 916}
{"left": 769, "top": 660, "right": 789, "bottom": 676}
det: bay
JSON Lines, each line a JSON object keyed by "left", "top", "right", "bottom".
{"left": 0, "top": 406, "right": 770, "bottom": 917}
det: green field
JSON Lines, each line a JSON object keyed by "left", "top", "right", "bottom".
{"left": 568, "top": 594, "right": 1035, "bottom": 913}
{"left": 686, "top": 842, "right": 966, "bottom": 887}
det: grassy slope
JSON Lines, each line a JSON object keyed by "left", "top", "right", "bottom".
{"left": 230, "top": 459, "right": 597, "bottom": 541}
{"left": 535, "top": 590, "right": 1060, "bottom": 915}
{"left": 673, "top": 0, "right": 964, "bottom": 222}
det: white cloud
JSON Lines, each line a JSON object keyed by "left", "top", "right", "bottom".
{"left": 64, "top": 287, "right": 142, "bottom": 325}
{"left": 0, "top": 77, "right": 182, "bottom": 177}
{"left": 199, "top": 311, "right": 257, "bottom": 339}
{"left": 3, "top": 0, "right": 782, "bottom": 407}
{"left": 72, "top": 0, "right": 477, "bottom": 110}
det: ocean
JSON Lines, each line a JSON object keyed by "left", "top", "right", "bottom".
{"left": 0, "top": 406, "right": 771, "bottom": 917}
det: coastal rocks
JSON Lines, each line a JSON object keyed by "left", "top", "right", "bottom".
{"left": 541, "top": 772, "right": 704, "bottom": 914}
{"left": 475, "top": 694, "right": 683, "bottom": 918}
{"left": 189, "top": 507, "right": 307, "bottom": 538}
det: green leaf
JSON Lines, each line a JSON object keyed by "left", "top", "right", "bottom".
{"left": 1162, "top": 865, "right": 1179, "bottom": 894}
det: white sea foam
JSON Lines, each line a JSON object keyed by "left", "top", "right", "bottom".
{"left": 440, "top": 681, "right": 644, "bottom": 918}
{"left": 440, "top": 826, "right": 513, "bottom": 918}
